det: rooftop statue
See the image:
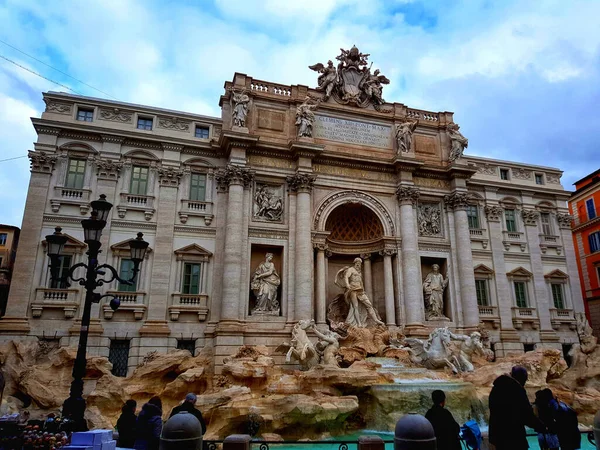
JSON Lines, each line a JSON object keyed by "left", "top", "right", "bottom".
{"left": 309, "top": 45, "right": 389, "bottom": 109}
{"left": 447, "top": 123, "right": 468, "bottom": 162}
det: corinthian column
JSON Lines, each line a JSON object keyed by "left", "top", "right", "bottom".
{"left": 380, "top": 249, "right": 397, "bottom": 326}
{"left": 287, "top": 172, "right": 316, "bottom": 321}
{"left": 396, "top": 185, "right": 424, "bottom": 328}
{"left": 444, "top": 191, "right": 479, "bottom": 329}
{"left": 219, "top": 165, "right": 254, "bottom": 322}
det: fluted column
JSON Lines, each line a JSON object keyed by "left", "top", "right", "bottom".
{"left": 314, "top": 243, "right": 327, "bottom": 324}
{"left": 380, "top": 249, "right": 396, "bottom": 326}
{"left": 361, "top": 253, "right": 374, "bottom": 303}
{"left": 287, "top": 172, "right": 316, "bottom": 321}
{"left": 220, "top": 165, "right": 254, "bottom": 322}
{"left": 396, "top": 185, "right": 424, "bottom": 327}
{"left": 1, "top": 152, "right": 58, "bottom": 332}
{"left": 445, "top": 191, "right": 479, "bottom": 329}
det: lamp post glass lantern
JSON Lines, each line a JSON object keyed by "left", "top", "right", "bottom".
{"left": 45, "top": 195, "right": 148, "bottom": 430}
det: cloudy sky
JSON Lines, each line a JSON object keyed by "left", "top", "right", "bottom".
{"left": 1, "top": 0, "right": 599, "bottom": 227}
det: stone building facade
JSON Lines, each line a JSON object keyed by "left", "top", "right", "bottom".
{"left": 0, "top": 224, "right": 20, "bottom": 317}
{"left": 0, "top": 56, "right": 584, "bottom": 373}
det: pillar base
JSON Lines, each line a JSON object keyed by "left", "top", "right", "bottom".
{"left": 0, "top": 316, "right": 30, "bottom": 333}
{"left": 404, "top": 323, "right": 430, "bottom": 338}
{"left": 499, "top": 328, "right": 521, "bottom": 342}
{"left": 539, "top": 330, "right": 560, "bottom": 343}
{"left": 139, "top": 320, "right": 171, "bottom": 336}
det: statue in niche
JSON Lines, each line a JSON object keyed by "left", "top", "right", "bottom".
{"left": 423, "top": 264, "right": 449, "bottom": 320}
{"left": 250, "top": 253, "right": 281, "bottom": 315}
{"left": 231, "top": 89, "right": 250, "bottom": 128}
{"left": 395, "top": 118, "right": 418, "bottom": 154}
{"left": 295, "top": 96, "right": 320, "bottom": 137}
{"left": 329, "top": 257, "right": 384, "bottom": 328}
{"left": 418, "top": 203, "right": 442, "bottom": 236}
{"left": 308, "top": 60, "right": 337, "bottom": 102}
{"left": 253, "top": 184, "right": 283, "bottom": 221}
{"left": 447, "top": 123, "right": 468, "bottom": 162}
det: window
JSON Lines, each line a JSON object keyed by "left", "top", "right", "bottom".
{"left": 551, "top": 283, "right": 565, "bottom": 309}
{"left": 475, "top": 279, "right": 489, "bottom": 306}
{"left": 189, "top": 173, "right": 207, "bottom": 201}
{"left": 130, "top": 166, "right": 149, "bottom": 195}
{"left": 562, "top": 344, "right": 573, "bottom": 367}
{"left": 109, "top": 340, "right": 130, "bottom": 377}
{"left": 500, "top": 169, "right": 509, "bottom": 180}
{"left": 177, "top": 339, "right": 196, "bottom": 356}
{"left": 182, "top": 263, "right": 204, "bottom": 294}
{"left": 118, "top": 259, "right": 137, "bottom": 292}
{"left": 76, "top": 108, "right": 94, "bottom": 122}
{"left": 514, "top": 281, "right": 528, "bottom": 308}
{"left": 523, "top": 343, "right": 535, "bottom": 353}
{"left": 590, "top": 232, "right": 600, "bottom": 253}
{"left": 0, "top": 233, "right": 6, "bottom": 246}
{"left": 65, "top": 158, "right": 86, "bottom": 189}
{"left": 505, "top": 209, "right": 517, "bottom": 232}
{"left": 540, "top": 213, "right": 553, "bottom": 236}
{"left": 535, "top": 174, "right": 544, "bottom": 185}
{"left": 49, "top": 255, "right": 72, "bottom": 289}
{"left": 195, "top": 126, "right": 209, "bottom": 139}
{"left": 137, "top": 117, "right": 153, "bottom": 130}
{"left": 467, "top": 205, "right": 480, "bottom": 229}
{"left": 587, "top": 199, "right": 596, "bottom": 220}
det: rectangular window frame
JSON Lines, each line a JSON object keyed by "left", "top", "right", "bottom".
{"left": 514, "top": 281, "right": 528, "bottom": 308}
{"left": 500, "top": 169, "right": 510, "bottom": 180}
{"left": 65, "top": 158, "right": 87, "bottom": 189}
{"left": 49, "top": 255, "right": 72, "bottom": 289}
{"left": 505, "top": 209, "right": 517, "bottom": 232}
{"left": 137, "top": 117, "right": 153, "bottom": 131}
{"left": 194, "top": 125, "right": 210, "bottom": 139}
{"left": 130, "top": 165, "right": 149, "bottom": 195}
{"left": 182, "top": 262, "right": 202, "bottom": 294}
{"left": 176, "top": 339, "right": 197, "bottom": 356}
{"left": 0, "top": 233, "right": 6, "bottom": 246}
{"left": 76, "top": 107, "right": 94, "bottom": 122}
{"left": 535, "top": 173, "right": 544, "bottom": 185}
{"left": 467, "top": 205, "right": 480, "bottom": 229}
{"left": 540, "top": 212, "right": 553, "bottom": 236}
{"left": 590, "top": 232, "right": 600, "bottom": 253}
{"left": 475, "top": 279, "right": 489, "bottom": 306}
{"left": 587, "top": 198, "right": 597, "bottom": 220}
{"left": 118, "top": 259, "right": 137, "bottom": 292}
{"left": 109, "top": 339, "right": 130, "bottom": 377}
{"left": 189, "top": 173, "right": 207, "bottom": 201}
{"left": 551, "top": 283, "right": 565, "bottom": 309}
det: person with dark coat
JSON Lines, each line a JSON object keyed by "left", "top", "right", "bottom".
{"left": 134, "top": 396, "right": 163, "bottom": 450}
{"left": 535, "top": 388, "right": 581, "bottom": 450}
{"left": 425, "top": 390, "right": 461, "bottom": 450}
{"left": 489, "top": 366, "right": 546, "bottom": 450}
{"left": 169, "top": 393, "right": 206, "bottom": 435}
{"left": 117, "top": 399, "right": 137, "bottom": 448}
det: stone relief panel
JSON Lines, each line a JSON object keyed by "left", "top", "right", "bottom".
{"left": 547, "top": 173, "right": 561, "bottom": 184}
{"left": 418, "top": 202, "right": 442, "bottom": 237}
{"left": 98, "top": 108, "right": 133, "bottom": 123}
{"left": 44, "top": 99, "right": 72, "bottom": 114}
{"left": 158, "top": 116, "right": 190, "bottom": 132}
{"left": 476, "top": 163, "right": 497, "bottom": 175}
{"left": 513, "top": 168, "right": 531, "bottom": 180}
{"left": 253, "top": 183, "right": 284, "bottom": 223}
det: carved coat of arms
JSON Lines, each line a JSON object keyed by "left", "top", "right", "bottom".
{"left": 309, "top": 45, "right": 390, "bottom": 110}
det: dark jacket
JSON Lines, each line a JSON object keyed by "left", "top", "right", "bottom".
{"left": 542, "top": 399, "right": 581, "bottom": 450}
{"left": 116, "top": 410, "right": 137, "bottom": 448}
{"left": 134, "top": 403, "right": 163, "bottom": 450}
{"left": 425, "top": 404, "right": 461, "bottom": 450}
{"left": 489, "top": 374, "right": 545, "bottom": 450}
{"left": 169, "top": 402, "right": 207, "bottom": 435}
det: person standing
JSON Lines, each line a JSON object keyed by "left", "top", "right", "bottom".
{"left": 536, "top": 388, "right": 580, "bottom": 450}
{"left": 134, "top": 396, "right": 163, "bottom": 450}
{"left": 117, "top": 399, "right": 137, "bottom": 449}
{"left": 489, "top": 366, "right": 546, "bottom": 450}
{"left": 425, "top": 390, "right": 461, "bottom": 450}
{"left": 169, "top": 393, "right": 206, "bottom": 435}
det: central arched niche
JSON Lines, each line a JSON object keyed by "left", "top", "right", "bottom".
{"left": 325, "top": 203, "right": 384, "bottom": 242}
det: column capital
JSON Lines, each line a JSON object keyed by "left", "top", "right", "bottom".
{"left": 157, "top": 166, "right": 185, "bottom": 187}
{"left": 360, "top": 252, "right": 372, "bottom": 260}
{"left": 28, "top": 151, "right": 57, "bottom": 174}
{"left": 94, "top": 158, "right": 123, "bottom": 180}
{"left": 287, "top": 171, "right": 316, "bottom": 193}
{"left": 313, "top": 242, "right": 328, "bottom": 252}
{"left": 379, "top": 248, "right": 397, "bottom": 257}
{"left": 484, "top": 204, "right": 504, "bottom": 222}
{"left": 521, "top": 208, "right": 540, "bottom": 226}
{"left": 444, "top": 191, "right": 471, "bottom": 210}
{"left": 215, "top": 164, "right": 255, "bottom": 191}
{"left": 556, "top": 212, "right": 573, "bottom": 229}
{"left": 395, "top": 185, "right": 420, "bottom": 205}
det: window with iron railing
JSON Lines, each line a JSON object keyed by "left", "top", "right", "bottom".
{"left": 109, "top": 340, "right": 130, "bottom": 377}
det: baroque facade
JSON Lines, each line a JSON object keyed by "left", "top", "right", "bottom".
{"left": 0, "top": 47, "right": 584, "bottom": 373}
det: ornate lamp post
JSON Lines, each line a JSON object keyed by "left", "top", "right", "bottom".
{"left": 45, "top": 194, "right": 149, "bottom": 430}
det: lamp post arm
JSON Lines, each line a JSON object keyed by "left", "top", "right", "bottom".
{"left": 96, "top": 261, "right": 141, "bottom": 286}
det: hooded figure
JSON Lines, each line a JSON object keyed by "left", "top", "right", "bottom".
{"left": 489, "top": 366, "right": 546, "bottom": 450}
{"left": 134, "top": 397, "right": 163, "bottom": 450}
{"left": 117, "top": 399, "right": 137, "bottom": 448}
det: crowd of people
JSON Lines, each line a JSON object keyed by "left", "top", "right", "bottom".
{"left": 425, "top": 365, "right": 581, "bottom": 450}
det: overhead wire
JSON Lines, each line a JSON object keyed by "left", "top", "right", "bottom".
{"left": 0, "top": 155, "right": 28, "bottom": 163}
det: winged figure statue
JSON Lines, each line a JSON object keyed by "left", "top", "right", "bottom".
{"left": 308, "top": 60, "right": 338, "bottom": 101}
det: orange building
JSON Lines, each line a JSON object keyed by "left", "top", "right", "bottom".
{"left": 570, "top": 168, "right": 600, "bottom": 335}
{"left": 0, "top": 225, "right": 20, "bottom": 317}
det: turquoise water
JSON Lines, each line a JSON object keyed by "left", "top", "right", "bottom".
{"left": 244, "top": 429, "right": 595, "bottom": 450}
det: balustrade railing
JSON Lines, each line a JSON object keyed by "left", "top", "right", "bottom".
{"left": 406, "top": 108, "right": 439, "bottom": 121}
{"left": 250, "top": 81, "right": 291, "bottom": 96}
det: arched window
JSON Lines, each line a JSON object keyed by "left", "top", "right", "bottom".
{"left": 325, "top": 204, "right": 383, "bottom": 242}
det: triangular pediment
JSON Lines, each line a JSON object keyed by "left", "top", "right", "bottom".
{"left": 111, "top": 238, "right": 153, "bottom": 256}
{"left": 544, "top": 269, "right": 569, "bottom": 280}
{"left": 474, "top": 264, "right": 494, "bottom": 275}
{"left": 174, "top": 243, "right": 212, "bottom": 257}
{"left": 507, "top": 266, "right": 533, "bottom": 278}
{"left": 43, "top": 233, "right": 86, "bottom": 250}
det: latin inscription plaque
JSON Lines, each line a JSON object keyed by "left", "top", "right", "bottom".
{"left": 313, "top": 115, "right": 392, "bottom": 149}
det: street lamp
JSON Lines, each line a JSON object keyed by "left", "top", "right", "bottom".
{"left": 45, "top": 194, "right": 149, "bottom": 430}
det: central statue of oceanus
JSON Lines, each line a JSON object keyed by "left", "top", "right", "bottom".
{"left": 327, "top": 257, "right": 384, "bottom": 328}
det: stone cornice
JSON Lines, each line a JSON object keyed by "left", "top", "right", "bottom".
{"left": 286, "top": 171, "right": 317, "bottom": 193}
{"left": 315, "top": 156, "right": 396, "bottom": 174}
{"left": 173, "top": 226, "right": 217, "bottom": 236}
{"left": 288, "top": 140, "right": 324, "bottom": 160}
{"left": 161, "top": 143, "right": 185, "bottom": 152}
{"left": 33, "top": 124, "right": 61, "bottom": 136}
{"left": 219, "top": 131, "right": 259, "bottom": 153}
{"left": 445, "top": 161, "right": 478, "bottom": 179}
{"left": 395, "top": 185, "right": 420, "bottom": 205}
{"left": 393, "top": 156, "right": 425, "bottom": 173}
{"left": 100, "top": 134, "right": 125, "bottom": 144}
